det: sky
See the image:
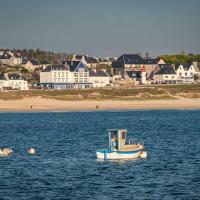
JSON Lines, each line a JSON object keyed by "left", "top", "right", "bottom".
{"left": 0, "top": 0, "right": 200, "bottom": 57}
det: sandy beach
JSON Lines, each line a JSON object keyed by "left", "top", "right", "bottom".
{"left": 0, "top": 97, "right": 200, "bottom": 112}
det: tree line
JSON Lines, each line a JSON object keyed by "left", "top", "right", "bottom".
{"left": 159, "top": 54, "right": 200, "bottom": 64}
{"left": 0, "top": 48, "right": 68, "bottom": 64}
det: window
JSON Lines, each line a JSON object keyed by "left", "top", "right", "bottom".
{"left": 185, "top": 72, "right": 187, "bottom": 76}
{"left": 75, "top": 78, "right": 78, "bottom": 82}
{"left": 79, "top": 72, "right": 83, "bottom": 77}
{"left": 54, "top": 78, "right": 57, "bottom": 82}
{"left": 122, "top": 132, "right": 126, "bottom": 139}
{"left": 165, "top": 76, "right": 168, "bottom": 78}
{"left": 80, "top": 78, "right": 83, "bottom": 82}
{"left": 190, "top": 72, "right": 193, "bottom": 76}
{"left": 172, "top": 76, "right": 175, "bottom": 79}
{"left": 62, "top": 72, "right": 64, "bottom": 77}
{"left": 75, "top": 73, "right": 78, "bottom": 77}
{"left": 54, "top": 72, "right": 57, "bottom": 77}
{"left": 58, "top": 72, "right": 60, "bottom": 77}
{"left": 179, "top": 72, "right": 182, "bottom": 76}
{"left": 84, "top": 73, "right": 88, "bottom": 77}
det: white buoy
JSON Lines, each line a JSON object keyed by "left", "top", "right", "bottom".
{"left": 139, "top": 151, "right": 147, "bottom": 159}
{"left": 28, "top": 147, "right": 35, "bottom": 154}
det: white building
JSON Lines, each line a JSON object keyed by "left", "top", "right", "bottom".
{"left": 89, "top": 70, "right": 110, "bottom": 87}
{"left": 0, "top": 51, "right": 22, "bottom": 66}
{"left": 0, "top": 73, "right": 28, "bottom": 90}
{"left": 40, "top": 61, "right": 92, "bottom": 89}
{"left": 175, "top": 63, "right": 195, "bottom": 83}
{"left": 153, "top": 65, "right": 181, "bottom": 84}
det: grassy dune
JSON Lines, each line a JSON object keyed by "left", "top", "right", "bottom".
{"left": 0, "top": 84, "right": 200, "bottom": 100}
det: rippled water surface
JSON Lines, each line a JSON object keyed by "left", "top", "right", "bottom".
{"left": 0, "top": 110, "right": 200, "bottom": 200}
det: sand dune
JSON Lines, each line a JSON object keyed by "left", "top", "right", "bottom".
{"left": 0, "top": 97, "right": 200, "bottom": 112}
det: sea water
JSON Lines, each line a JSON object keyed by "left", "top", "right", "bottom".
{"left": 0, "top": 110, "right": 199, "bottom": 200}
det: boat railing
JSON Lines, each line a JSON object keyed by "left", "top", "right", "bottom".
{"left": 128, "top": 138, "right": 144, "bottom": 146}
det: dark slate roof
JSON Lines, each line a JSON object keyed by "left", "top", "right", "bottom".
{"left": 156, "top": 65, "right": 176, "bottom": 75}
{"left": 175, "top": 63, "right": 192, "bottom": 70}
{"left": 30, "top": 60, "right": 39, "bottom": 65}
{"left": 126, "top": 71, "right": 141, "bottom": 78}
{"left": 8, "top": 73, "right": 25, "bottom": 80}
{"left": 144, "top": 58, "right": 160, "bottom": 64}
{"left": 118, "top": 54, "right": 145, "bottom": 64}
{"left": 85, "top": 57, "right": 99, "bottom": 64}
{"left": 175, "top": 64, "right": 181, "bottom": 70}
{"left": 182, "top": 63, "right": 192, "bottom": 70}
{"left": 66, "top": 61, "right": 89, "bottom": 72}
{"left": 89, "top": 70, "right": 109, "bottom": 77}
{"left": 42, "top": 65, "right": 68, "bottom": 72}
{"left": 66, "top": 61, "right": 80, "bottom": 71}
{"left": 112, "top": 61, "right": 123, "bottom": 69}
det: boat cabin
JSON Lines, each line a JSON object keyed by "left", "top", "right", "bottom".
{"left": 108, "top": 129, "right": 143, "bottom": 152}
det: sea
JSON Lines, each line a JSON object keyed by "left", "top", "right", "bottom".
{"left": 0, "top": 110, "right": 199, "bottom": 200}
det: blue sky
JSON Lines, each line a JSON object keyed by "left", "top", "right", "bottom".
{"left": 0, "top": 0, "right": 199, "bottom": 57}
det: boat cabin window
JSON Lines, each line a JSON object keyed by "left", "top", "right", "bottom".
{"left": 122, "top": 132, "right": 126, "bottom": 139}
{"left": 111, "top": 131, "right": 117, "bottom": 139}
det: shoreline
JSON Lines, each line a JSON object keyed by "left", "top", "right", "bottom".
{"left": 0, "top": 97, "right": 200, "bottom": 112}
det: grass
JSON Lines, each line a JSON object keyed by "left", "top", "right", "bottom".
{"left": 0, "top": 83, "right": 200, "bottom": 100}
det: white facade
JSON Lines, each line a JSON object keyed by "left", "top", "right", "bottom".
{"left": 40, "top": 63, "right": 92, "bottom": 89}
{"left": 7, "top": 79, "right": 28, "bottom": 90}
{"left": 175, "top": 64, "right": 195, "bottom": 83}
{"left": 40, "top": 64, "right": 111, "bottom": 89}
{"left": 89, "top": 75, "right": 110, "bottom": 88}
{"left": 0, "top": 73, "right": 28, "bottom": 90}
{"left": 153, "top": 74, "right": 178, "bottom": 84}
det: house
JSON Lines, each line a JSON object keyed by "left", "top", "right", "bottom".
{"left": 98, "top": 57, "right": 114, "bottom": 66}
{"left": 0, "top": 51, "right": 22, "bottom": 66}
{"left": 24, "top": 60, "right": 40, "bottom": 71}
{"left": 66, "top": 61, "right": 92, "bottom": 89}
{"left": 40, "top": 64, "right": 73, "bottom": 89}
{"left": 144, "top": 58, "right": 165, "bottom": 79}
{"left": 40, "top": 61, "right": 92, "bottom": 89}
{"left": 112, "top": 54, "right": 145, "bottom": 74}
{"left": 175, "top": 63, "right": 195, "bottom": 83}
{"left": 153, "top": 65, "right": 181, "bottom": 84}
{"left": 112, "top": 54, "right": 165, "bottom": 80}
{"left": 89, "top": 70, "right": 110, "bottom": 87}
{"left": 85, "top": 56, "right": 99, "bottom": 68}
{"left": 0, "top": 73, "right": 28, "bottom": 90}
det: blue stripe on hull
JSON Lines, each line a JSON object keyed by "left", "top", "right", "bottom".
{"left": 96, "top": 149, "right": 142, "bottom": 154}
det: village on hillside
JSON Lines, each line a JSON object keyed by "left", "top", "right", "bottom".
{"left": 0, "top": 49, "right": 200, "bottom": 91}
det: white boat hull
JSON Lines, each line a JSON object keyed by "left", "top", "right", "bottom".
{"left": 96, "top": 149, "right": 142, "bottom": 160}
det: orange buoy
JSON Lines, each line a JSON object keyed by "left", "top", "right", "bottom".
{"left": 140, "top": 151, "right": 147, "bottom": 158}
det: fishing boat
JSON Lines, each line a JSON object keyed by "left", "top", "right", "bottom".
{"left": 96, "top": 129, "right": 147, "bottom": 160}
